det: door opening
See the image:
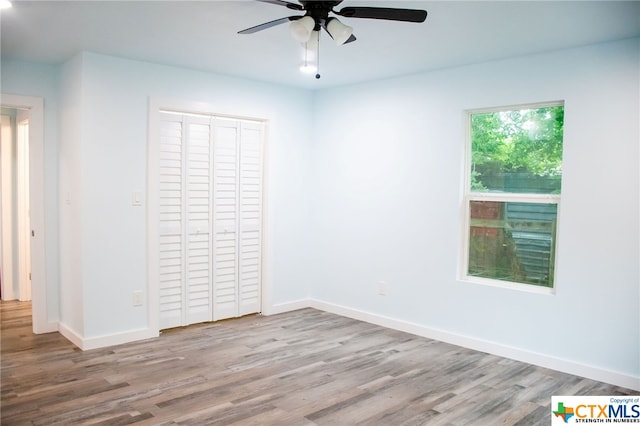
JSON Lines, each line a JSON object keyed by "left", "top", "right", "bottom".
{"left": 0, "top": 107, "right": 31, "bottom": 301}
{"left": 1, "top": 94, "right": 50, "bottom": 334}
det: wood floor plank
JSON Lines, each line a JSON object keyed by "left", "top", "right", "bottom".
{"left": 1, "top": 301, "right": 634, "bottom": 425}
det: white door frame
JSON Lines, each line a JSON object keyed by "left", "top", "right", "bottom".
{"left": 1, "top": 94, "right": 51, "bottom": 333}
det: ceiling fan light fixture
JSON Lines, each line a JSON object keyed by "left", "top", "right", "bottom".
{"left": 290, "top": 16, "right": 315, "bottom": 42}
{"left": 238, "top": 0, "right": 428, "bottom": 78}
{"left": 0, "top": 0, "right": 12, "bottom": 9}
{"left": 326, "top": 18, "right": 353, "bottom": 46}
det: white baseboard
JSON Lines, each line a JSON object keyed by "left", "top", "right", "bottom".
{"left": 308, "top": 298, "right": 640, "bottom": 391}
{"left": 58, "top": 322, "right": 159, "bottom": 351}
{"left": 58, "top": 321, "right": 84, "bottom": 349}
{"left": 33, "top": 321, "right": 59, "bottom": 334}
{"left": 81, "top": 328, "right": 159, "bottom": 351}
{"left": 263, "top": 298, "right": 310, "bottom": 316}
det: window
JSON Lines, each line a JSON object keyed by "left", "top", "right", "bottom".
{"left": 462, "top": 102, "right": 564, "bottom": 291}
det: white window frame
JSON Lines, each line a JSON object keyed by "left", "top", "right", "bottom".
{"left": 460, "top": 101, "right": 564, "bottom": 295}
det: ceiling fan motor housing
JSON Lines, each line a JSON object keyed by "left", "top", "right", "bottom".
{"left": 299, "top": 1, "right": 343, "bottom": 29}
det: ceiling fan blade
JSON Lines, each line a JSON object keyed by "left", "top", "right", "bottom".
{"left": 238, "top": 16, "right": 301, "bottom": 34}
{"left": 256, "top": 0, "right": 303, "bottom": 11}
{"left": 335, "top": 7, "right": 427, "bottom": 23}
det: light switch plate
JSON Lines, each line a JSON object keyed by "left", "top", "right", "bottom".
{"left": 133, "top": 291, "right": 143, "bottom": 306}
{"left": 132, "top": 192, "right": 143, "bottom": 206}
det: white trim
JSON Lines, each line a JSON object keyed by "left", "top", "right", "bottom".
{"left": 147, "top": 99, "right": 161, "bottom": 335}
{"left": 467, "top": 192, "right": 560, "bottom": 203}
{"left": 81, "top": 328, "right": 159, "bottom": 351}
{"left": 259, "top": 120, "right": 272, "bottom": 317}
{"left": 461, "top": 275, "right": 555, "bottom": 295}
{"left": 468, "top": 100, "right": 565, "bottom": 115}
{"left": 263, "top": 298, "right": 310, "bottom": 316}
{"left": 151, "top": 97, "right": 274, "bottom": 124}
{"left": 0, "top": 94, "right": 53, "bottom": 333}
{"left": 58, "top": 322, "right": 83, "bottom": 349}
{"left": 308, "top": 298, "right": 640, "bottom": 391}
{"left": 59, "top": 322, "right": 158, "bottom": 351}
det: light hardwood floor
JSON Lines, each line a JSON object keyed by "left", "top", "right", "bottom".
{"left": 0, "top": 301, "right": 633, "bottom": 425}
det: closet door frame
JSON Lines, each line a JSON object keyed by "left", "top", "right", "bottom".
{"left": 147, "top": 98, "right": 271, "bottom": 334}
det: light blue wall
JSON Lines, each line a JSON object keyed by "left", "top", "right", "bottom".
{"left": 73, "top": 52, "right": 315, "bottom": 337}
{"left": 310, "top": 38, "right": 640, "bottom": 379}
{"left": 58, "top": 54, "right": 86, "bottom": 335}
{"left": 3, "top": 53, "right": 315, "bottom": 338}
{"left": 2, "top": 38, "right": 638, "bottom": 382}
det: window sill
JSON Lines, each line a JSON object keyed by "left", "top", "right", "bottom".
{"left": 461, "top": 275, "right": 556, "bottom": 295}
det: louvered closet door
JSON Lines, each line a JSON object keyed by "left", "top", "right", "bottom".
{"left": 158, "top": 112, "right": 263, "bottom": 328}
{"left": 158, "top": 112, "right": 214, "bottom": 329}
{"left": 212, "top": 118, "right": 264, "bottom": 320}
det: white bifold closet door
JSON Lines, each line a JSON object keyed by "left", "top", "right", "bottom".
{"left": 158, "top": 112, "right": 263, "bottom": 330}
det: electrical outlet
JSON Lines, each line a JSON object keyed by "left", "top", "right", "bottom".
{"left": 377, "top": 281, "right": 387, "bottom": 296}
{"left": 132, "top": 290, "right": 143, "bottom": 306}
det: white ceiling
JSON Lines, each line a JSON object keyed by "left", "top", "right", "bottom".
{"left": 1, "top": 1, "right": 639, "bottom": 89}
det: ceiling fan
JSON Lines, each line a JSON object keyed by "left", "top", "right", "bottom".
{"left": 238, "top": 0, "right": 428, "bottom": 78}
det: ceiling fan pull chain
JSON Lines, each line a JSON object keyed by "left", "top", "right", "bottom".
{"left": 315, "top": 29, "right": 321, "bottom": 79}
{"left": 303, "top": 40, "right": 310, "bottom": 68}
